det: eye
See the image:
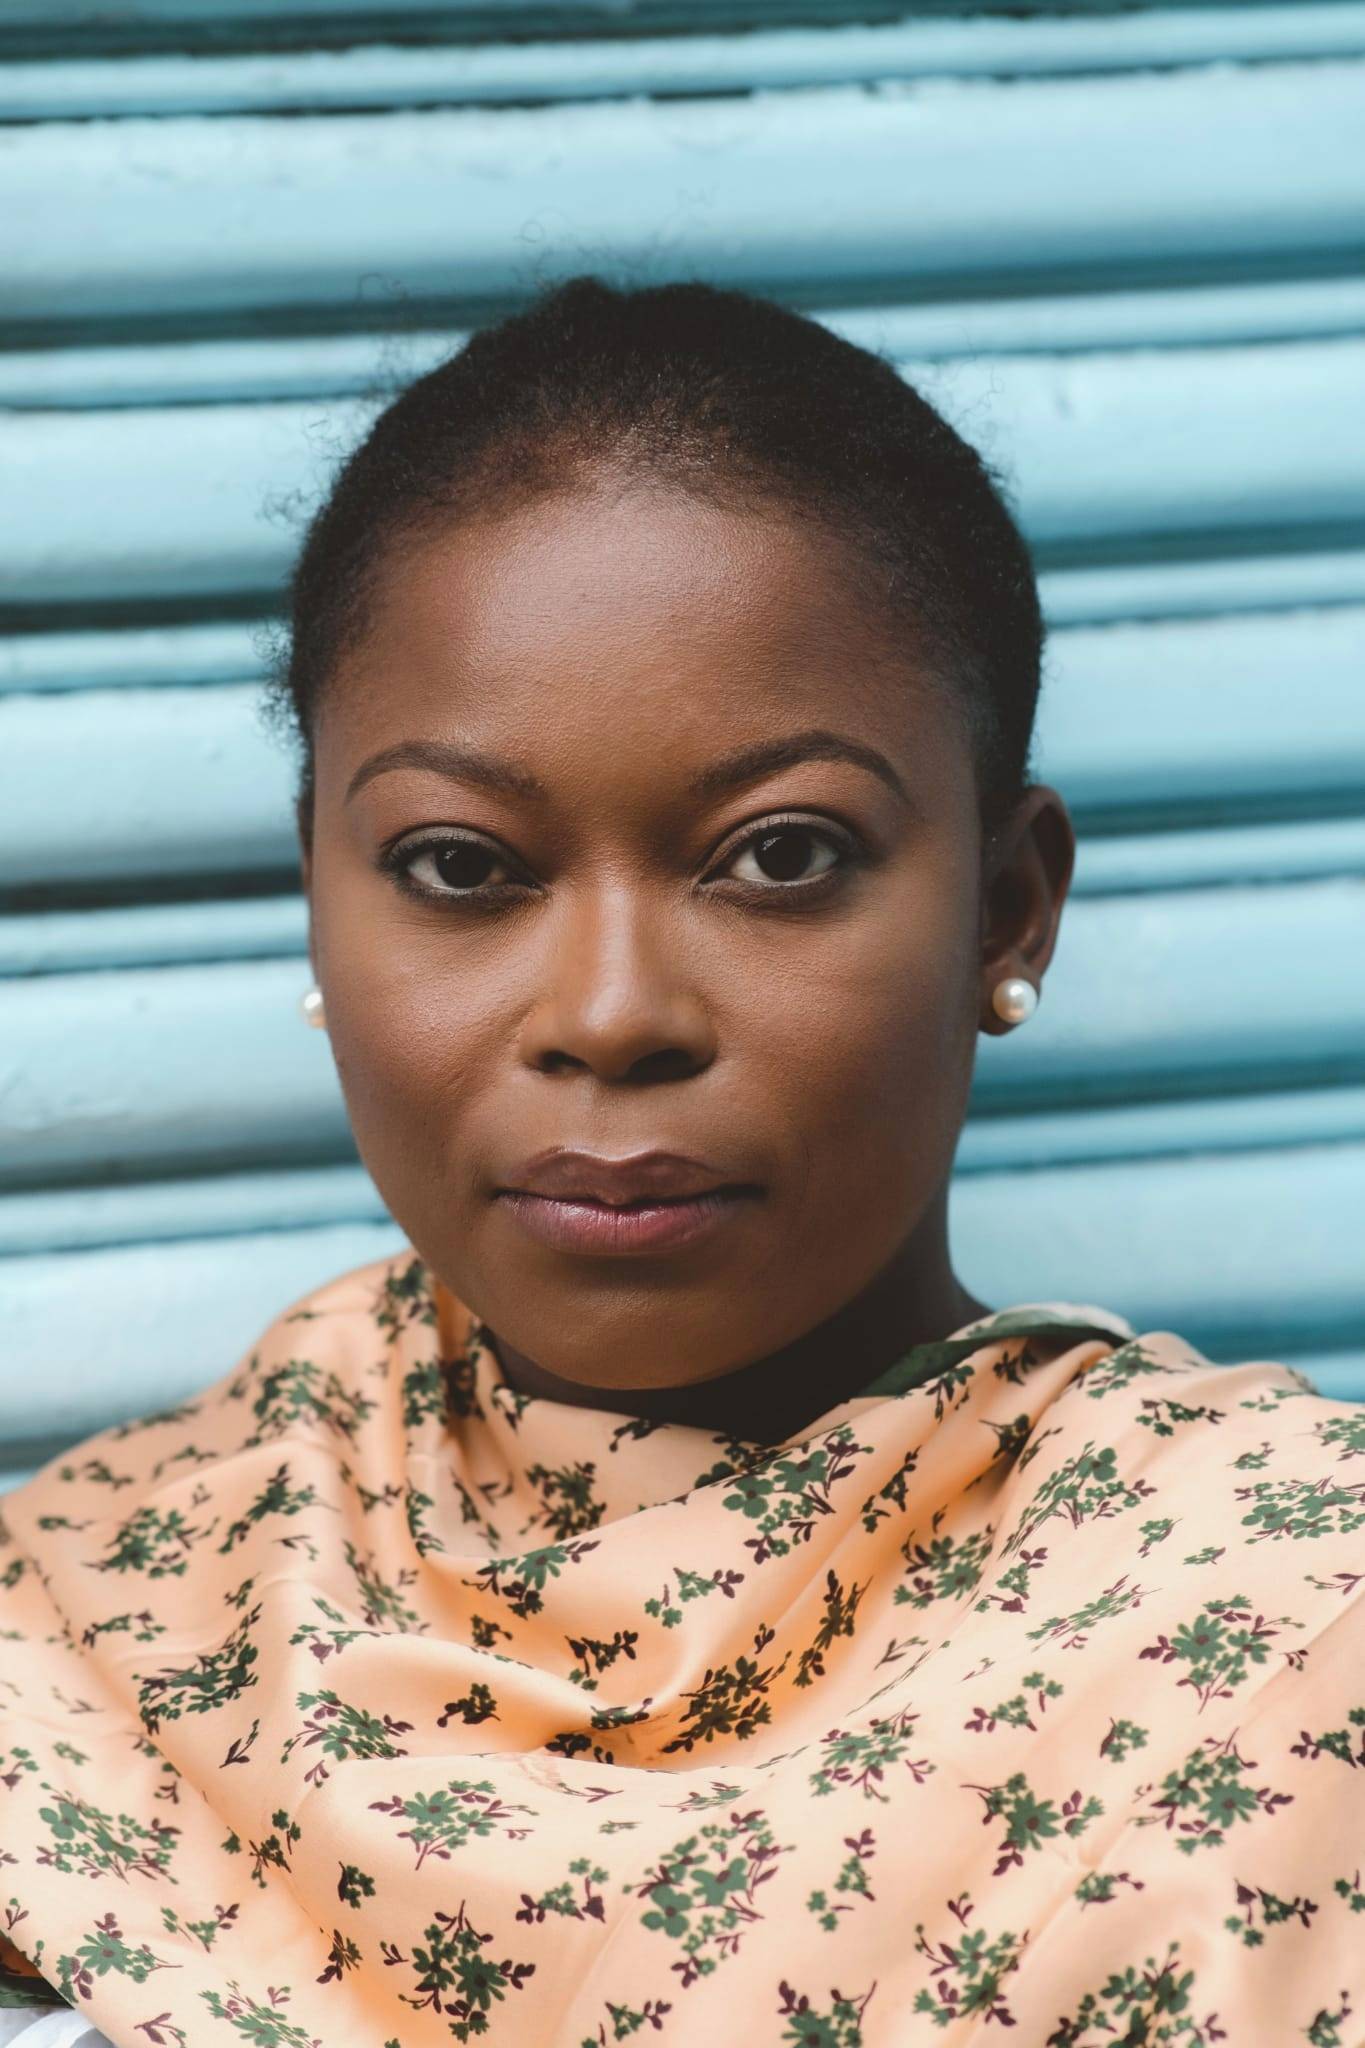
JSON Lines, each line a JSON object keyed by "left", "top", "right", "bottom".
{"left": 717, "top": 819, "right": 852, "bottom": 890}
{"left": 381, "top": 816, "right": 860, "bottom": 905}
{"left": 383, "top": 832, "right": 526, "bottom": 900}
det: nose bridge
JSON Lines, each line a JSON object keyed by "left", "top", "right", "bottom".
{"left": 524, "top": 870, "right": 710, "bottom": 1078}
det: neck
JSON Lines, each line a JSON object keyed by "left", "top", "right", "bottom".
{"left": 484, "top": 1200, "right": 990, "bottom": 1442}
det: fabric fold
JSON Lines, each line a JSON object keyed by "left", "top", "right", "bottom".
{"left": 0, "top": 1249, "right": 1360, "bottom": 2046}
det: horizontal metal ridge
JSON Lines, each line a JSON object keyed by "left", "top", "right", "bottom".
{"left": 4, "top": 6, "right": 1365, "bottom": 122}
{"left": 4, "top": 61, "right": 1364, "bottom": 327}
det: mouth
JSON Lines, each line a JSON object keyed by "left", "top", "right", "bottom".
{"left": 494, "top": 1184, "right": 760, "bottom": 1258}
{"left": 530, "top": 1190, "right": 713, "bottom": 1209}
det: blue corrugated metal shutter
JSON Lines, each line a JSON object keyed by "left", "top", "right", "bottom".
{"left": 3, "top": 1, "right": 1365, "bottom": 1486}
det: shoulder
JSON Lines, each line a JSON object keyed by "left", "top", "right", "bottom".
{"left": 1022, "top": 1322, "right": 1365, "bottom": 1621}
{"left": 1054, "top": 1322, "right": 1361, "bottom": 1465}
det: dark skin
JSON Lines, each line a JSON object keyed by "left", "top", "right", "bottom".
{"left": 299, "top": 470, "right": 1076, "bottom": 1442}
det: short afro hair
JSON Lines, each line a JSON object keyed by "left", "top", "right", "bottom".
{"left": 269, "top": 274, "right": 1043, "bottom": 836}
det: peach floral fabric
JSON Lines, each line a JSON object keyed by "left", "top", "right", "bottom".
{"left": 1, "top": 1250, "right": 1362, "bottom": 2047}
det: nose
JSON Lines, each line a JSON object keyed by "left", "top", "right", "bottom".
{"left": 515, "top": 881, "right": 717, "bottom": 1085}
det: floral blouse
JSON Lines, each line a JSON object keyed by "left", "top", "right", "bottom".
{"left": 0, "top": 1251, "right": 1361, "bottom": 2047}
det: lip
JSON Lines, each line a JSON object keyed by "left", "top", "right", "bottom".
{"left": 499, "top": 1148, "right": 746, "bottom": 1206}
{"left": 496, "top": 1188, "right": 755, "bottom": 1257}
{"left": 494, "top": 1148, "right": 762, "bottom": 1259}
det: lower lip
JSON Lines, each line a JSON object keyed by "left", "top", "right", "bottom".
{"left": 496, "top": 1188, "right": 757, "bottom": 1257}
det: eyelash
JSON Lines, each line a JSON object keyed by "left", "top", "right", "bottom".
{"left": 379, "top": 815, "right": 864, "bottom": 908}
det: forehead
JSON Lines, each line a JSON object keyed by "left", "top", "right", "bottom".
{"left": 321, "top": 479, "right": 961, "bottom": 776}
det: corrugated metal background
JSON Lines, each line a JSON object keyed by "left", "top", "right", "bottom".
{"left": 3, "top": 0, "right": 1364, "bottom": 1487}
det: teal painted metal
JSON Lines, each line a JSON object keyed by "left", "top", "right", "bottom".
{"left": 2, "top": 6, "right": 1364, "bottom": 1482}
{"left": 1033, "top": 550, "right": 1365, "bottom": 627}
{"left": 0, "top": 618, "right": 267, "bottom": 693}
{"left": 5, "top": 6, "right": 1365, "bottom": 119}
{"left": 4, "top": 64, "right": 1365, "bottom": 329}
{"left": 1, "top": 0, "right": 1100, "bottom": 31}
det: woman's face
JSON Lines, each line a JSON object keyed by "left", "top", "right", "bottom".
{"left": 303, "top": 476, "right": 1069, "bottom": 1391}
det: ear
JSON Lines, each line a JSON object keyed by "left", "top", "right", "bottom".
{"left": 977, "top": 784, "right": 1076, "bottom": 1037}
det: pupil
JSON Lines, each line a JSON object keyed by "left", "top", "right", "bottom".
{"left": 755, "top": 828, "right": 812, "bottom": 882}
{"left": 436, "top": 843, "right": 495, "bottom": 889}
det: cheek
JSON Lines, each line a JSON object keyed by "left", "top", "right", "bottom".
{"left": 755, "top": 871, "right": 980, "bottom": 1215}
{"left": 312, "top": 887, "right": 498, "bottom": 1203}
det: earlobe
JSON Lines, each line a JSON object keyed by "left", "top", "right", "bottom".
{"left": 976, "top": 784, "right": 1074, "bottom": 1034}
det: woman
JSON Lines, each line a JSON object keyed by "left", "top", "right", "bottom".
{"left": 2, "top": 278, "right": 1361, "bottom": 2048}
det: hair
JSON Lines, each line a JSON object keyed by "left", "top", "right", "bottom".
{"left": 268, "top": 274, "right": 1044, "bottom": 837}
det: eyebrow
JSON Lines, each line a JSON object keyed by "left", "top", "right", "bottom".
{"left": 345, "top": 727, "right": 910, "bottom": 810}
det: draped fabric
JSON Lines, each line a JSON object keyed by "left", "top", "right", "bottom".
{"left": 1, "top": 1251, "right": 1361, "bottom": 2047}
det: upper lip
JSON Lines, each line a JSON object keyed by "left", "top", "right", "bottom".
{"left": 498, "top": 1148, "right": 748, "bottom": 1207}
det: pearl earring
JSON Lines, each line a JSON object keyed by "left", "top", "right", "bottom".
{"left": 300, "top": 986, "right": 327, "bottom": 1030}
{"left": 991, "top": 976, "right": 1038, "bottom": 1026}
